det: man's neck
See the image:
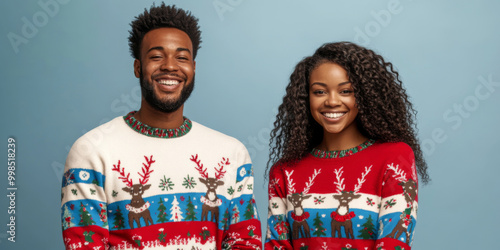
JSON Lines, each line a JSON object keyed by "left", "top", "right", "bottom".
{"left": 133, "top": 103, "right": 185, "bottom": 130}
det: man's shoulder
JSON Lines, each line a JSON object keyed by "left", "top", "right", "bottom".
{"left": 71, "top": 116, "right": 126, "bottom": 148}
{"left": 191, "top": 121, "right": 245, "bottom": 149}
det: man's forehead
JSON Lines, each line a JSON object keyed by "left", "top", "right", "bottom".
{"left": 141, "top": 27, "right": 193, "bottom": 51}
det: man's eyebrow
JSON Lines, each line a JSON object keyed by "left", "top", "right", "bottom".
{"left": 146, "top": 46, "right": 163, "bottom": 54}
{"left": 146, "top": 46, "right": 192, "bottom": 54}
{"left": 177, "top": 47, "right": 191, "bottom": 54}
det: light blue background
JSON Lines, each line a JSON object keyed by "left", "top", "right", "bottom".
{"left": 1, "top": 0, "right": 499, "bottom": 249}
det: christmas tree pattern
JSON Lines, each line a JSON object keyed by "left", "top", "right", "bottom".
{"left": 169, "top": 196, "right": 184, "bottom": 222}
{"left": 112, "top": 206, "right": 125, "bottom": 230}
{"left": 312, "top": 212, "right": 326, "bottom": 237}
{"left": 62, "top": 205, "right": 75, "bottom": 230}
{"left": 243, "top": 197, "right": 255, "bottom": 220}
{"left": 157, "top": 198, "right": 169, "bottom": 223}
{"left": 78, "top": 202, "right": 96, "bottom": 226}
{"left": 185, "top": 196, "right": 197, "bottom": 221}
{"left": 220, "top": 208, "right": 230, "bottom": 230}
{"left": 358, "top": 215, "right": 376, "bottom": 239}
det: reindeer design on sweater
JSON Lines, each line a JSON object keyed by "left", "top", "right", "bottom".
{"left": 190, "top": 154, "right": 229, "bottom": 223}
{"left": 285, "top": 169, "right": 321, "bottom": 239}
{"left": 112, "top": 155, "right": 155, "bottom": 229}
{"left": 331, "top": 166, "right": 372, "bottom": 239}
{"left": 385, "top": 163, "right": 417, "bottom": 244}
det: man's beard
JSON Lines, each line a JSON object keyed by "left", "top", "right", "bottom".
{"left": 140, "top": 73, "right": 195, "bottom": 113}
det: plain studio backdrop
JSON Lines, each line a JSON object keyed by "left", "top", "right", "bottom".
{"left": 1, "top": 0, "right": 499, "bottom": 249}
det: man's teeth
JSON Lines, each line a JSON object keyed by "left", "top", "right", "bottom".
{"left": 323, "top": 113, "right": 346, "bottom": 118}
{"left": 158, "top": 79, "right": 180, "bottom": 86}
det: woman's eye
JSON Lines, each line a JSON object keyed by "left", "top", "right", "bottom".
{"left": 340, "top": 90, "right": 353, "bottom": 94}
{"left": 313, "top": 90, "right": 326, "bottom": 94}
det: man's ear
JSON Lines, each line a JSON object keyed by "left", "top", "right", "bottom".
{"left": 193, "top": 60, "right": 196, "bottom": 72}
{"left": 134, "top": 59, "right": 141, "bottom": 78}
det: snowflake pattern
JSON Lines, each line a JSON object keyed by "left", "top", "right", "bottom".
{"left": 182, "top": 175, "right": 197, "bottom": 189}
{"left": 384, "top": 198, "right": 397, "bottom": 209}
{"left": 112, "top": 190, "right": 118, "bottom": 197}
{"left": 247, "top": 184, "right": 253, "bottom": 190}
{"left": 159, "top": 175, "right": 175, "bottom": 191}
{"left": 314, "top": 196, "right": 325, "bottom": 205}
{"left": 366, "top": 197, "right": 375, "bottom": 206}
{"left": 90, "top": 189, "right": 96, "bottom": 195}
{"left": 71, "top": 189, "right": 77, "bottom": 195}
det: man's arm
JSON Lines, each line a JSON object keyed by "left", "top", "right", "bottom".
{"left": 221, "top": 144, "right": 262, "bottom": 249}
{"left": 61, "top": 134, "right": 109, "bottom": 249}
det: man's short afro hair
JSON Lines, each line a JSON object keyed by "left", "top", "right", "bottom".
{"left": 128, "top": 3, "right": 202, "bottom": 60}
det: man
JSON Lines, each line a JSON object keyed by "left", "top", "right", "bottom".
{"left": 61, "top": 4, "right": 261, "bottom": 249}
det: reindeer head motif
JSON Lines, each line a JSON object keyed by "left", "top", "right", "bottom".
{"left": 333, "top": 191, "right": 362, "bottom": 206}
{"left": 285, "top": 169, "right": 321, "bottom": 213}
{"left": 190, "top": 154, "right": 229, "bottom": 222}
{"left": 387, "top": 163, "right": 418, "bottom": 204}
{"left": 111, "top": 155, "right": 155, "bottom": 228}
{"left": 112, "top": 156, "right": 155, "bottom": 203}
{"left": 333, "top": 166, "right": 372, "bottom": 206}
{"left": 399, "top": 178, "right": 417, "bottom": 204}
{"left": 191, "top": 154, "right": 228, "bottom": 198}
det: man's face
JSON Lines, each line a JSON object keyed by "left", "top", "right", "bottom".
{"left": 134, "top": 27, "right": 196, "bottom": 113}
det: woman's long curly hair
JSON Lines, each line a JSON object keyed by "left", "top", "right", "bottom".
{"left": 267, "top": 42, "right": 430, "bottom": 184}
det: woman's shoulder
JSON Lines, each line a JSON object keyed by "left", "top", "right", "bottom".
{"left": 371, "top": 141, "right": 413, "bottom": 154}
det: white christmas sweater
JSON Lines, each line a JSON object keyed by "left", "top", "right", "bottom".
{"left": 61, "top": 111, "right": 262, "bottom": 250}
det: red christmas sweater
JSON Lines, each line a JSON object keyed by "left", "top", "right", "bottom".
{"left": 61, "top": 112, "right": 262, "bottom": 249}
{"left": 265, "top": 140, "right": 418, "bottom": 250}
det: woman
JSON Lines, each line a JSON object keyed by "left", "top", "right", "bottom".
{"left": 265, "top": 42, "right": 429, "bottom": 249}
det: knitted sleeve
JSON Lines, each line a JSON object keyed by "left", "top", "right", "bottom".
{"left": 221, "top": 143, "right": 262, "bottom": 249}
{"left": 61, "top": 134, "right": 109, "bottom": 249}
{"left": 264, "top": 164, "right": 293, "bottom": 249}
{"left": 376, "top": 143, "right": 418, "bottom": 249}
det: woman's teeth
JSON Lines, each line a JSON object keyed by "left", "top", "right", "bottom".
{"left": 323, "top": 112, "right": 346, "bottom": 119}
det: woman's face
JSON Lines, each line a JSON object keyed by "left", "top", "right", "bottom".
{"left": 309, "top": 62, "right": 359, "bottom": 137}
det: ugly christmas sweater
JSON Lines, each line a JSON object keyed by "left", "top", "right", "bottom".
{"left": 265, "top": 140, "right": 418, "bottom": 250}
{"left": 61, "top": 111, "right": 262, "bottom": 250}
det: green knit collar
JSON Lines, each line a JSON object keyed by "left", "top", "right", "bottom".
{"left": 311, "top": 139, "right": 375, "bottom": 158}
{"left": 123, "top": 111, "right": 192, "bottom": 139}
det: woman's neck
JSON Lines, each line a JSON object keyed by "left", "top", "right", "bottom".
{"left": 318, "top": 126, "right": 368, "bottom": 151}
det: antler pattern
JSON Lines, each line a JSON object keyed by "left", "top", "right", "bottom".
{"left": 354, "top": 165, "right": 372, "bottom": 193}
{"left": 303, "top": 169, "right": 321, "bottom": 194}
{"left": 191, "top": 154, "right": 208, "bottom": 179}
{"left": 333, "top": 167, "right": 345, "bottom": 194}
{"left": 215, "top": 157, "right": 229, "bottom": 179}
{"left": 387, "top": 163, "right": 407, "bottom": 182}
{"left": 285, "top": 170, "right": 296, "bottom": 194}
{"left": 139, "top": 155, "right": 155, "bottom": 185}
{"left": 112, "top": 160, "right": 133, "bottom": 187}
